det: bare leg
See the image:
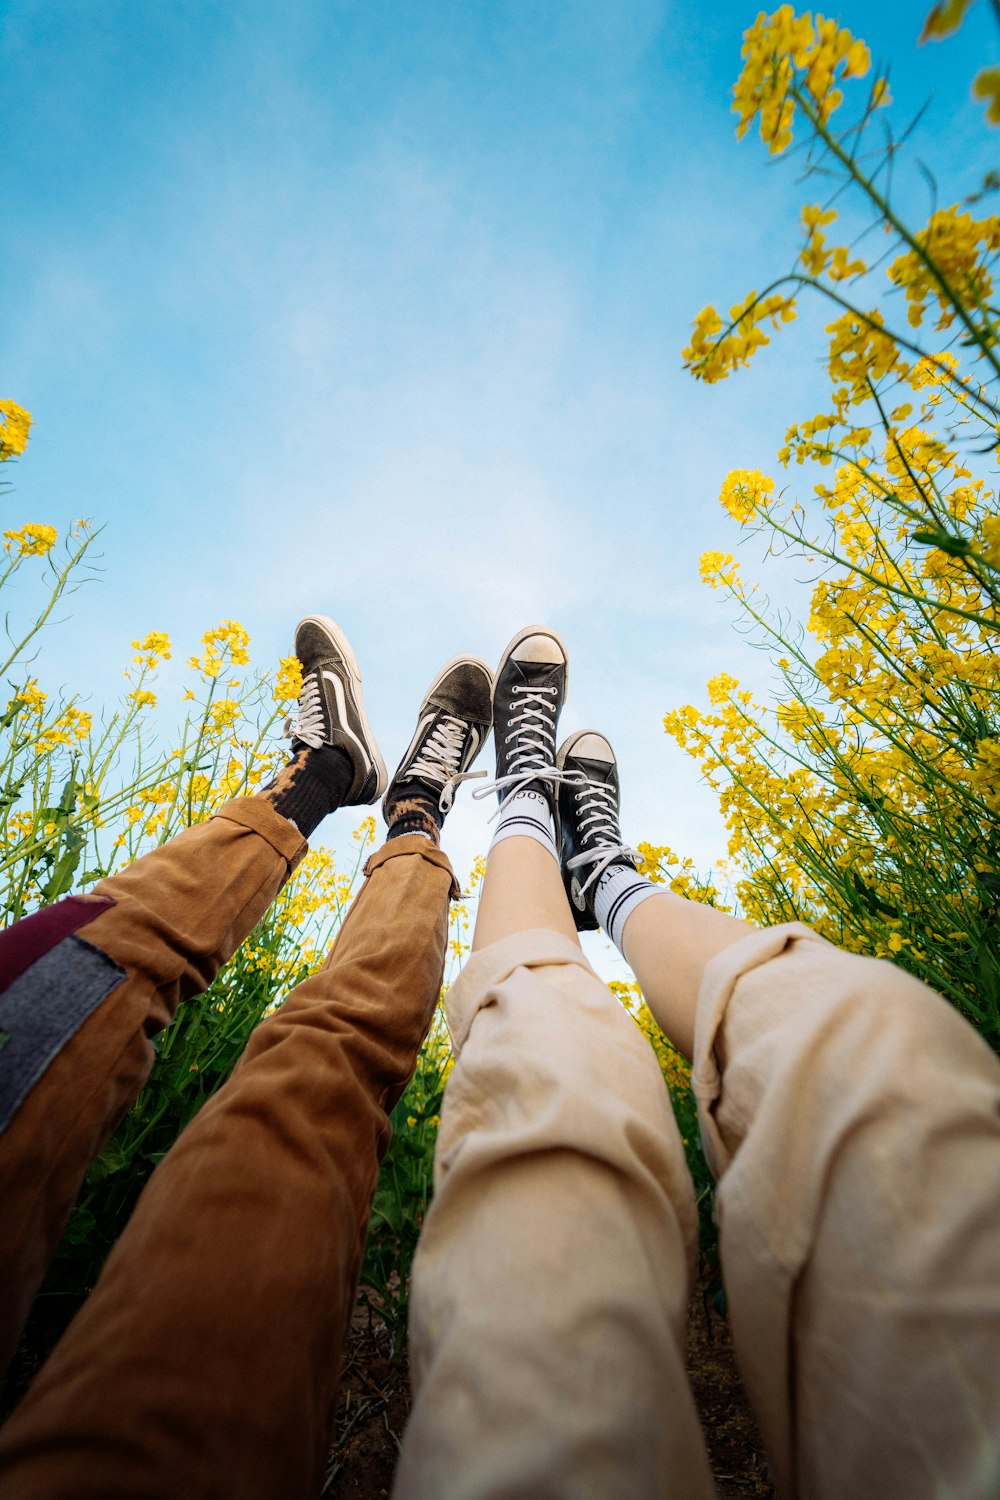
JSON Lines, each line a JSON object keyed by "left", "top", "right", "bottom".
{"left": 472, "top": 835, "right": 581, "bottom": 950}
{"left": 621, "top": 892, "right": 752, "bottom": 1059}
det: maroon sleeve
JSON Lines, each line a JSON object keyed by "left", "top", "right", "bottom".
{"left": 0, "top": 897, "right": 116, "bottom": 995}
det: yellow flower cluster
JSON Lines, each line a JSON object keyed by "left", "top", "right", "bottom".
{"left": 733, "top": 7, "right": 878, "bottom": 154}
{"left": 973, "top": 66, "right": 1000, "bottom": 125}
{"left": 887, "top": 205, "right": 1000, "bottom": 330}
{"left": 698, "top": 550, "right": 740, "bottom": 588}
{"left": 683, "top": 290, "right": 797, "bottom": 383}
{"left": 278, "top": 846, "right": 357, "bottom": 929}
{"left": 207, "top": 698, "right": 240, "bottom": 735}
{"left": 131, "top": 631, "right": 172, "bottom": 669}
{"left": 799, "top": 205, "right": 866, "bottom": 281}
{"left": 719, "top": 469, "right": 775, "bottom": 522}
{"left": 3, "top": 523, "right": 57, "bottom": 557}
{"left": 188, "top": 620, "right": 251, "bottom": 679}
{"left": 969, "top": 739, "right": 1000, "bottom": 814}
{"left": 0, "top": 401, "right": 32, "bottom": 460}
{"left": 634, "top": 841, "right": 731, "bottom": 909}
{"left": 9, "top": 680, "right": 47, "bottom": 717}
{"left": 981, "top": 515, "right": 1000, "bottom": 569}
{"left": 825, "top": 308, "right": 905, "bottom": 403}
{"left": 34, "top": 705, "right": 93, "bottom": 755}
{"left": 273, "top": 655, "right": 303, "bottom": 703}
{"left": 667, "top": 397, "right": 999, "bottom": 979}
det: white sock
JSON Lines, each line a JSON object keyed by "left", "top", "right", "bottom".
{"left": 489, "top": 789, "right": 558, "bottom": 860}
{"left": 594, "top": 862, "right": 659, "bottom": 952}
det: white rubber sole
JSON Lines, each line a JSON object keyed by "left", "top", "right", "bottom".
{"left": 298, "top": 614, "right": 388, "bottom": 798}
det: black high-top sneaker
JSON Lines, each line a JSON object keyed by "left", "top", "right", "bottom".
{"left": 286, "top": 615, "right": 388, "bottom": 805}
{"left": 475, "top": 625, "right": 575, "bottom": 828}
{"left": 556, "top": 730, "right": 642, "bottom": 931}
{"left": 383, "top": 656, "right": 495, "bottom": 821}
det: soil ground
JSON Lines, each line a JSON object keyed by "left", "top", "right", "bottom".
{"left": 326, "top": 1289, "right": 775, "bottom": 1497}
{"left": 6, "top": 1286, "right": 774, "bottom": 1497}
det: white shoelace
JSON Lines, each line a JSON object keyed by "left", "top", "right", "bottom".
{"left": 408, "top": 715, "right": 485, "bottom": 812}
{"left": 472, "top": 684, "right": 579, "bottom": 818}
{"left": 285, "top": 674, "right": 326, "bottom": 749}
{"left": 564, "top": 779, "right": 641, "bottom": 897}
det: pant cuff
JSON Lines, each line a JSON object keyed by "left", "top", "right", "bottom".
{"left": 445, "top": 929, "right": 599, "bottom": 1052}
{"left": 691, "top": 920, "right": 828, "bottom": 1177}
{"left": 213, "top": 798, "right": 308, "bottom": 869}
{"left": 363, "top": 834, "right": 461, "bottom": 901}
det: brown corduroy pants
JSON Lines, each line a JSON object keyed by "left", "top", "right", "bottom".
{"left": 0, "top": 800, "right": 454, "bottom": 1500}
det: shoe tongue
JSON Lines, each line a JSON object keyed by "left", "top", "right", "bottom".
{"left": 515, "top": 657, "right": 559, "bottom": 691}
{"left": 392, "top": 774, "right": 444, "bottom": 808}
{"left": 574, "top": 755, "right": 617, "bottom": 787}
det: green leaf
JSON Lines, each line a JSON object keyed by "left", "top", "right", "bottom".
{"left": 912, "top": 528, "right": 972, "bottom": 558}
{"left": 850, "top": 871, "right": 899, "bottom": 918}
{"left": 0, "top": 696, "right": 27, "bottom": 730}
{"left": 39, "top": 826, "right": 86, "bottom": 901}
{"left": 62, "top": 1207, "right": 96, "bottom": 1246}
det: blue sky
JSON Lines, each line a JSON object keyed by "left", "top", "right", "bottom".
{"left": 2, "top": 0, "right": 995, "bottom": 961}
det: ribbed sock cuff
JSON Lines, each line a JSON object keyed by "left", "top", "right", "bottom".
{"left": 489, "top": 789, "right": 557, "bottom": 860}
{"left": 594, "top": 862, "right": 659, "bottom": 952}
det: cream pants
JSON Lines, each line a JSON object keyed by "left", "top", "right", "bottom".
{"left": 394, "top": 923, "right": 1000, "bottom": 1500}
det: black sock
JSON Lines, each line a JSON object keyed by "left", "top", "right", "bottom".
{"left": 385, "top": 792, "right": 442, "bottom": 846}
{"left": 258, "top": 745, "right": 353, "bottom": 838}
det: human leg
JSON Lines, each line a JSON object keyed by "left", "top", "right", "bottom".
{"left": 0, "top": 653, "right": 493, "bottom": 1499}
{"left": 0, "top": 614, "right": 380, "bottom": 1378}
{"left": 395, "top": 631, "right": 714, "bottom": 1500}
{"left": 560, "top": 732, "right": 1000, "bottom": 1499}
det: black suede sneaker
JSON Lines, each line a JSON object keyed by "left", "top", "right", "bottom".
{"left": 556, "top": 730, "right": 641, "bottom": 931}
{"left": 479, "top": 625, "right": 574, "bottom": 818}
{"left": 286, "top": 615, "right": 387, "bottom": 805}
{"left": 383, "top": 656, "right": 494, "bottom": 819}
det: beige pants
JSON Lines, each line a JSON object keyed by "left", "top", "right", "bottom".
{"left": 394, "top": 923, "right": 1000, "bottom": 1500}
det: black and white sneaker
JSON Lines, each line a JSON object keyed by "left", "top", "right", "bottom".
{"left": 473, "top": 625, "right": 577, "bottom": 820}
{"left": 287, "top": 615, "right": 388, "bottom": 806}
{"left": 556, "top": 730, "right": 641, "bottom": 931}
{"left": 383, "top": 656, "right": 494, "bottom": 818}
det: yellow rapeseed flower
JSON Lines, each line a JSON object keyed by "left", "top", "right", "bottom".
{"left": 888, "top": 205, "right": 1000, "bottom": 331}
{"left": 980, "top": 515, "right": 1000, "bottom": 569}
{"left": 207, "top": 698, "right": 240, "bottom": 734}
{"left": 4, "top": 523, "right": 57, "bottom": 557}
{"left": 189, "top": 620, "right": 251, "bottom": 678}
{"left": 698, "top": 550, "right": 740, "bottom": 588}
{"left": 274, "top": 655, "right": 304, "bottom": 703}
{"left": 131, "top": 630, "right": 172, "bottom": 669}
{"left": 10, "top": 680, "right": 47, "bottom": 716}
{"left": 0, "top": 401, "right": 32, "bottom": 459}
{"left": 732, "top": 7, "right": 878, "bottom": 156}
{"left": 719, "top": 469, "right": 775, "bottom": 522}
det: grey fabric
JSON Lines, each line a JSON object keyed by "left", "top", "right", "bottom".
{"left": 0, "top": 935, "right": 126, "bottom": 1134}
